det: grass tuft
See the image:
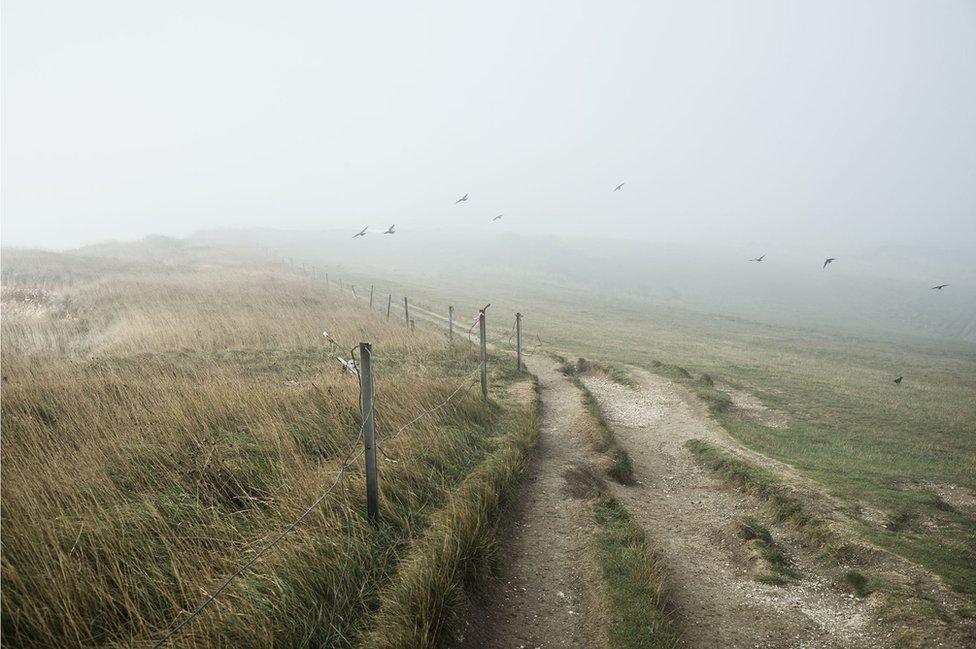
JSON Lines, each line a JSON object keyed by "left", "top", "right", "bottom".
{"left": 569, "top": 376, "right": 636, "bottom": 485}
{"left": 844, "top": 570, "right": 875, "bottom": 598}
{"left": 363, "top": 397, "right": 540, "bottom": 648}
{"left": 737, "top": 516, "right": 800, "bottom": 584}
{"left": 559, "top": 356, "right": 635, "bottom": 387}
{"left": 591, "top": 497, "right": 678, "bottom": 649}
{"left": 686, "top": 439, "right": 829, "bottom": 547}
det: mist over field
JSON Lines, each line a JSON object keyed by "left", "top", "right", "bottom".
{"left": 183, "top": 228, "right": 976, "bottom": 344}
{"left": 3, "top": 3, "right": 976, "bottom": 646}
{"left": 3, "top": 1, "right": 976, "bottom": 252}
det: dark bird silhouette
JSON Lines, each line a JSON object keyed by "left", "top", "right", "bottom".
{"left": 384, "top": 225, "right": 395, "bottom": 234}
{"left": 749, "top": 254, "right": 765, "bottom": 262}
{"left": 893, "top": 376, "right": 903, "bottom": 384}
{"left": 931, "top": 284, "right": 949, "bottom": 290}
{"left": 352, "top": 226, "right": 368, "bottom": 238}
{"left": 613, "top": 182, "right": 625, "bottom": 192}
{"left": 491, "top": 214, "right": 503, "bottom": 222}
{"left": 455, "top": 193, "right": 468, "bottom": 204}
{"left": 823, "top": 257, "right": 836, "bottom": 269}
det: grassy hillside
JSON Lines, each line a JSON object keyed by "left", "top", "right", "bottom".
{"left": 200, "top": 230, "right": 976, "bottom": 599}
{"left": 0, "top": 244, "right": 535, "bottom": 647}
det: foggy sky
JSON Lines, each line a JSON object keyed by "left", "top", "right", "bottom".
{"left": 3, "top": 1, "right": 975, "bottom": 250}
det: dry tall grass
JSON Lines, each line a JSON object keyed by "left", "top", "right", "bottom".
{"left": 1, "top": 244, "right": 523, "bottom": 647}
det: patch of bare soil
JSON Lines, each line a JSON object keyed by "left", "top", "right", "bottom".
{"left": 581, "top": 371, "right": 892, "bottom": 649}
{"left": 455, "top": 356, "right": 598, "bottom": 649}
{"left": 920, "top": 482, "right": 976, "bottom": 519}
{"left": 718, "top": 382, "right": 788, "bottom": 428}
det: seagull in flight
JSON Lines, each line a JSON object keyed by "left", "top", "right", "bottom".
{"left": 455, "top": 193, "right": 468, "bottom": 204}
{"left": 931, "top": 284, "right": 949, "bottom": 290}
{"left": 384, "top": 225, "right": 395, "bottom": 234}
{"left": 352, "top": 226, "right": 368, "bottom": 238}
{"left": 893, "top": 376, "right": 903, "bottom": 384}
{"left": 749, "top": 254, "right": 765, "bottom": 262}
{"left": 613, "top": 182, "right": 625, "bottom": 192}
{"left": 823, "top": 257, "right": 836, "bottom": 269}
{"left": 491, "top": 214, "right": 503, "bottom": 222}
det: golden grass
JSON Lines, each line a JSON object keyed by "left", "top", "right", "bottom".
{"left": 1, "top": 246, "right": 526, "bottom": 647}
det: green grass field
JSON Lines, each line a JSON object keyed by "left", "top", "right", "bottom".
{"left": 550, "top": 304, "right": 975, "bottom": 597}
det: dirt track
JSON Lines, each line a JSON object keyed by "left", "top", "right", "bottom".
{"left": 458, "top": 355, "right": 594, "bottom": 648}
{"left": 402, "top": 305, "right": 894, "bottom": 647}
{"left": 580, "top": 368, "right": 889, "bottom": 649}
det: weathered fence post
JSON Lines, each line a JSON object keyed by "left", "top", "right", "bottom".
{"left": 516, "top": 312, "right": 523, "bottom": 372}
{"left": 351, "top": 285, "right": 357, "bottom": 297}
{"left": 369, "top": 284, "right": 374, "bottom": 309}
{"left": 403, "top": 297, "right": 410, "bottom": 326}
{"left": 359, "top": 342, "right": 379, "bottom": 523}
{"left": 410, "top": 319, "right": 415, "bottom": 332}
{"left": 386, "top": 294, "right": 392, "bottom": 319}
{"left": 479, "top": 307, "right": 488, "bottom": 404}
{"left": 449, "top": 306, "right": 454, "bottom": 342}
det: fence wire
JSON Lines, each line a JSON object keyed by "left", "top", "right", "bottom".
{"left": 151, "top": 357, "right": 482, "bottom": 648}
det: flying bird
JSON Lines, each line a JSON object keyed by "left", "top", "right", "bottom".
{"left": 384, "top": 225, "right": 395, "bottom": 234}
{"left": 491, "top": 214, "right": 503, "bottom": 222}
{"left": 613, "top": 182, "right": 625, "bottom": 192}
{"left": 455, "top": 194, "right": 468, "bottom": 204}
{"left": 823, "top": 257, "right": 836, "bottom": 269}
{"left": 352, "top": 226, "right": 368, "bottom": 238}
{"left": 749, "top": 254, "right": 765, "bottom": 262}
{"left": 893, "top": 376, "right": 903, "bottom": 384}
{"left": 931, "top": 284, "right": 949, "bottom": 290}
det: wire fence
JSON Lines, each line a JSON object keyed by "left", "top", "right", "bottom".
{"left": 151, "top": 255, "right": 531, "bottom": 647}
{"left": 151, "top": 343, "right": 485, "bottom": 647}
{"left": 151, "top": 414, "right": 369, "bottom": 648}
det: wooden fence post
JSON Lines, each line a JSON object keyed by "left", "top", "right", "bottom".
{"left": 359, "top": 343, "right": 379, "bottom": 523}
{"left": 403, "top": 297, "right": 410, "bottom": 326}
{"left": 369, "top": 284, "right": 374, "bottom": 309}
{"left": 479, "top": 308, "right": 488, "bottom": 404}
{"left": 449, "top": 306, "right": 454, "bottom": 342}
{"left": 387, "top": 294, "right": 392, "bottom": 320}
{"left": 516, "top": 312, "right": 523, "bottom": 372}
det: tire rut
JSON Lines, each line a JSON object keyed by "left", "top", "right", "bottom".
{"left": 457, "top": 355, "right": 596, "bottom": 648}
{"left": 579, "top": 369, "right": 891, "bottom": 649}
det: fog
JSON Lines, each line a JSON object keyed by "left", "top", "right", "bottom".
{"left": 3, "top": 1, "right": 975, "bottom": 252}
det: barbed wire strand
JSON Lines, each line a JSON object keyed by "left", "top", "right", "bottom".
{"left": 151, "top": 412, "right": 370, "bottom": 648}
{"left": 151, "top": 362, "right": 480, "bottom": 647}
{"left": 381, "top": 366, "right": 482, "bottom": 444}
